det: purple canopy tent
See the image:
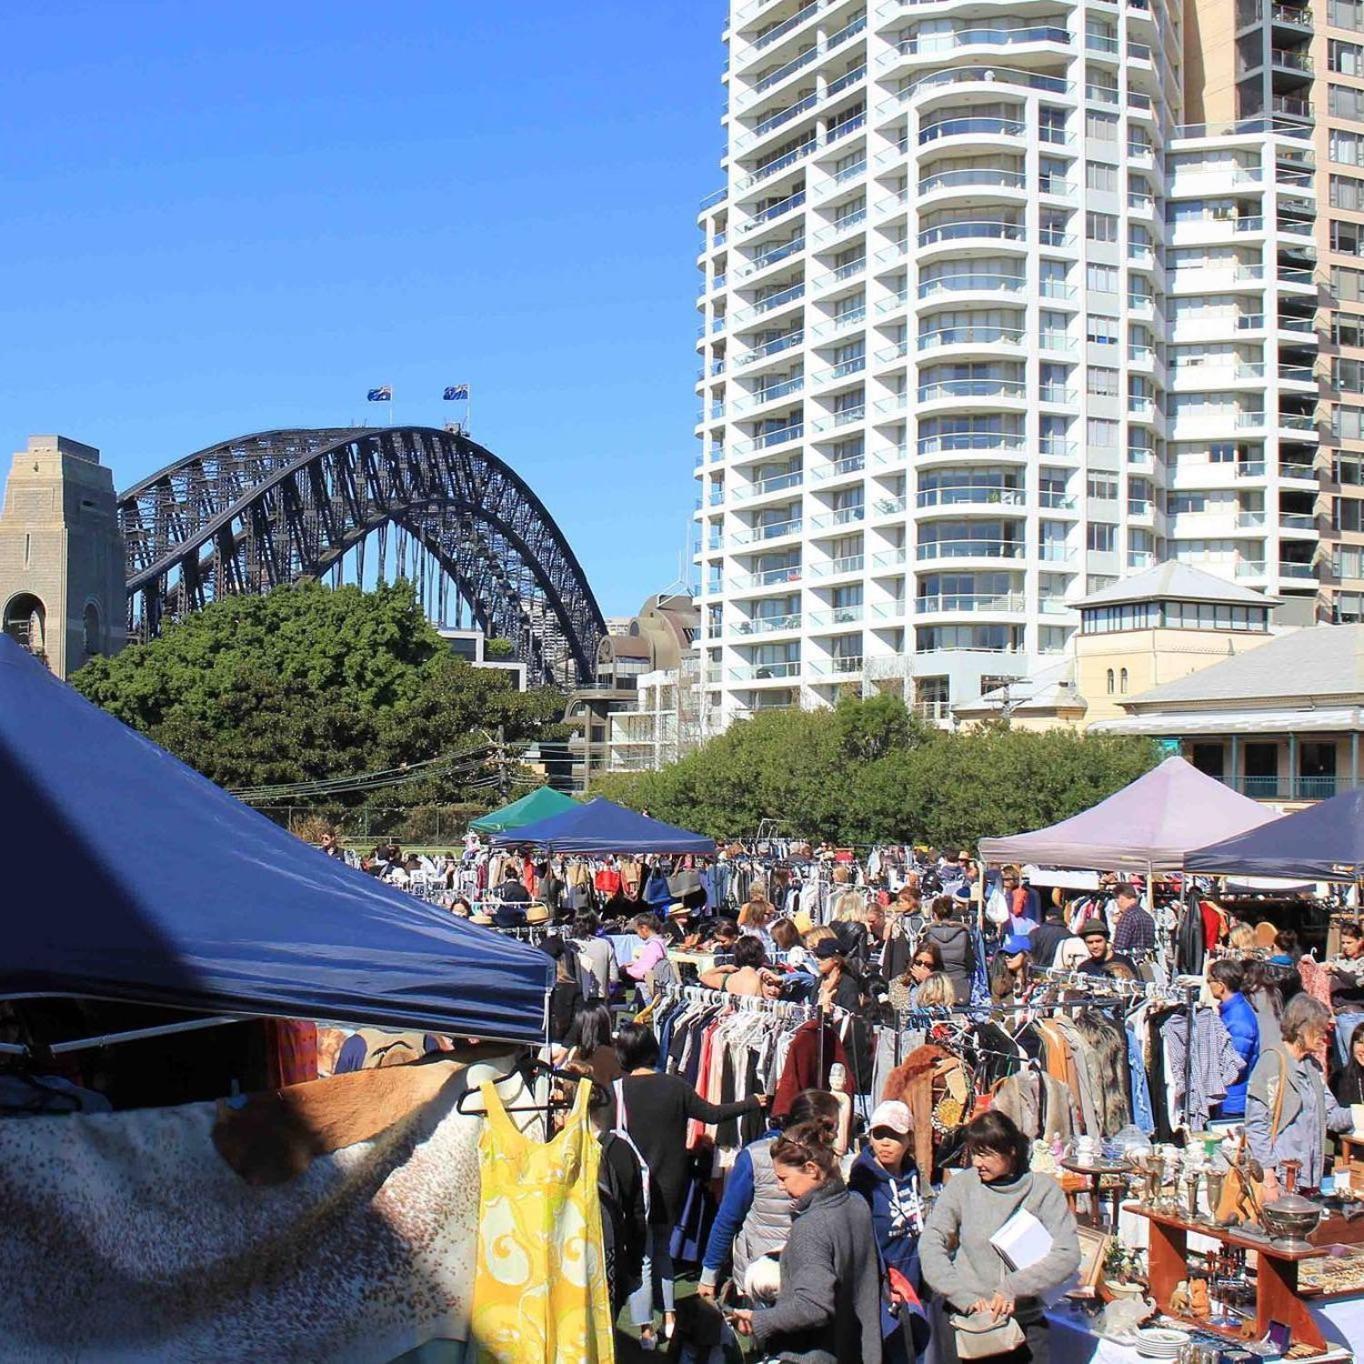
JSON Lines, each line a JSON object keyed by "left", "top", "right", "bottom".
{"left": 978, "top": 756, "right": 1276, "bottom": 874}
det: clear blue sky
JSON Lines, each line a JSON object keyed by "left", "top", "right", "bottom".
{"left": 0, "top": 1, "right": 723, "bottom": 615}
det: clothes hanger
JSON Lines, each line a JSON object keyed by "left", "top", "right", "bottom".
{"left": 455, "top": 1053, "right": 609, "bottom": 1116}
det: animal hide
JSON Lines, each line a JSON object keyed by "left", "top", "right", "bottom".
{"left": 1071, "top": 1011, "right": 1132, "bottom": 1139}
{"left": 883, "top": 1044, "right": 953, "bottom": 1180}
{"left": 0, "top": 1061, "right": 506, "bottom": 1362}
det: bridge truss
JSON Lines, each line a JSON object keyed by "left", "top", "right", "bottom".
{"left": 117, "top": 426, "right": 606, "bottom": 687}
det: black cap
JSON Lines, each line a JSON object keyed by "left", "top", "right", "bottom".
{"left": 812, "top": 939, "right": 843, "bottom": 960}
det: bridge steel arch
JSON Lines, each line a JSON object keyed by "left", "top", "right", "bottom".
{"left": 117, "top": 426, "right": 607, "bottom": 687}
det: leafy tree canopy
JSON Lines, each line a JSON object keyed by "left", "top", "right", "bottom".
{"left": 72, "top": 582, "right": 563, "bottom": 811}
{"left": 592, "top": 693, "right": 1158, "bottom": 849}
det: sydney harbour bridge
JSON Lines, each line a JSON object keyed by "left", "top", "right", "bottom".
{"left": 117, "top": 426, "right": 606, "bottom": 687}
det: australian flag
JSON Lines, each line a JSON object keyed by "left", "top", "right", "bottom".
{"left": 367, "top": 386, "right": 392, "bottom": 402}
{"left": 443, "top": 384, "right": 470, "bottom": 401}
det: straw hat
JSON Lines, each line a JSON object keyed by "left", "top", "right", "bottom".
{"left": 470, "top": 911, "right": 494, "bottom": 926}
{"left": 526, "top": 903, "right": 552, "bottom": 926}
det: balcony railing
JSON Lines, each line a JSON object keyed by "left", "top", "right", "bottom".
{"left": 808, "top": 554, "right": 866, "bottom": 577}
{"left": 733, "top": 468, "right": 803, "bottom": 499}
{"left": 731, "top": 516, "right": 803, "bottom": 544}
{"left": 918, "top": 168, "right": 1026, "bottom": 195}
{"left": 1241, "top": 775, "right": 1338, "bottom": 800}
{"left": 751, "top": 0, "right": 820, "bottom": 53}
{"left": 917, "top": 486, "right": 1026, "bottom": 507}
{"left": 918, "top": 324, "right": 1025, "bottom": 351}
{"left": 730, "top": 660, "right": 802, "bottom": 680}
{"left": 920, "top": 117, "right": 1026, "bottom": 144}
{"left": 918, "top": 220, "right": 1025, "bottom": 247}
{"left": 915, "top": 592, "right": 1025, "bottom": 613}
{"left": 742, "top": 190, "right": 807, "bottom": 232}
{"left": 731, "top": 565, "right": 803, "bottom": 589}
{"left": 807, "top": 606, "right": 865, "bottom": 627}
{"left": 918, "top": 432, "right": 1027, "bottom": 456}
{"left": 919, "top": 273, "right": 1027, "bottom": 299}
{"left": 916, "top": 539, "right": 1026, "bottom": 561}
{"left": 738, "top": 330, "right": 804, "bottom": 365}
{"left": 809, "top": 656, "right": 864, "bottom": 676}
{"left": 732, "top": 612, "right": 802, "bottom": 635}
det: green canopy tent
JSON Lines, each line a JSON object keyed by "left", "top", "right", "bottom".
{"left": 469, "top": 785, "right": 578, "bottom": 834}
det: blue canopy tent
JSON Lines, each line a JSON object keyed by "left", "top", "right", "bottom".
{"left": 1185, "top": 786, "right": 1364, "bottom": 882}
{"left": 489, "top": 796, "right": 716, "bottom": 855}
{"left": 0, "top": 637, "right": 551, "bottom": 1043}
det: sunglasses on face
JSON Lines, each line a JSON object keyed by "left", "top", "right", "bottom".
{"left": 871, "top": 1127, "right": 906, "bottom": 1141}
{"left": 913, "top": 958, "right": 934, "bottom": 968}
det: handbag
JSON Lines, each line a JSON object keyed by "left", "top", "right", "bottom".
{"left": 949, "top": 1311, "right": 1026, "bottom": 1359}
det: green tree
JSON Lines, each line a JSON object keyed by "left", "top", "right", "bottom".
{"left": 594, "top": 694, "right": 1159, "bottom": 847}
{"left": 73, "top": 581, "right": 564, "bottom": 812}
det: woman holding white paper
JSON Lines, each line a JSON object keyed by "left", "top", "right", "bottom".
{"left": 920, "top": 1112, "right": 1080, "bottom": 1364}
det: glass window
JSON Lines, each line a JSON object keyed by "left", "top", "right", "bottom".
{"left": 1086, "top": 211, "right": 1119, "bottom": 242}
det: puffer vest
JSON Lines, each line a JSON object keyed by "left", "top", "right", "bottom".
{"left": 733, "top": 1136, "right": 793, "bottom": 1282}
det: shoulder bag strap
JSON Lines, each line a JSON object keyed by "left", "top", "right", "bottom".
{"left": 1268, "top": 1047, "right": 1289, "bottom": 1146}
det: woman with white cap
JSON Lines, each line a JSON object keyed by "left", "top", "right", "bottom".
{"left": 850, "top": 1099, "right": 926, "bottom": 1363}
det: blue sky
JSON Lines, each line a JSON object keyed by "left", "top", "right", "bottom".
{"left": 0, "top": 2, "right": 723, "bottom": 615}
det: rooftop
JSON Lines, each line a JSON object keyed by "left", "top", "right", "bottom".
{"left": 1077, "top": 562, "right": 1277, "bottom": 610}
{"left": 1121, "top": 624, "right": 1364, "bottom": 709}
{"left": 956, "top": 661, "right": 1087, "bottom": 717}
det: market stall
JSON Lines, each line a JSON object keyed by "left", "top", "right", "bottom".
{"left": 488, "top": 794, "right": 716, "bottom": 855}
{"left": 1185, "top": 787, "right": 1364, "bottom": 881}
{"left": 979, "top": 756, "right": 1276, "bottom": 874}
{"left": 0, "top": 637, "right": 560, "bottom": 1361}
{"left": 468, "top": 783, "right": 577, "bottom": 834}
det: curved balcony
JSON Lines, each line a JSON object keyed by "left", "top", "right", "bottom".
{"left": 916, "top": 167, "right": 1028, "bottom": 205}
{"left": 890, "top": 26, "right": 1070, "bottom": 64}
{"left": 917, "top": 324, "right": 1025, "bottom": 354}
{"left": 917, "top": 378, "right": 1027, "bottom": 405}
{"left": 916, "top": 485, "right": 1026, "bottom": 509}
{"left": 886, "top": 66, "right": 1070, "bottom": 119}
{"left": 918, "top": 272, "right": 1027, "bottom": 302}
{"left": 916, "top": 220, "right": 1027, "bottom": 259}
{"left": 916, "top": 539, "right": 1026, "bottom": 562}
{"left": 916, "top": 432, "right": 1028, "bottom": 463}
{"left": 914, "top": 592, "right": 1026, "bottom": 614}
{"left": 919, "top": 116, "right": 1026, "bottom": 146}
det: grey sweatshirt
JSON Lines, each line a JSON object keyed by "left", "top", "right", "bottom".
{"left": 919, "top": 1169, "right": 1081, "bottom": 1322}
{"left": 751, "top": 1175, "right": 884, "bottom": 1364}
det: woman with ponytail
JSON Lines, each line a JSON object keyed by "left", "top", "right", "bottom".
{"left": 730, "top": 1120, "right": 886, "bottom": 1363}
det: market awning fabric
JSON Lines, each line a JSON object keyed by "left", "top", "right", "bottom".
{"left": 977, "top": 755, "right": 1276, "bottom": 872}
{"left": 1185, "top": 786, "right": 1364, "bottom": 880}
{"left": 468, "top": 785, "right": 577, "bottom": 833}
{"left": 489, "top": 796, "right": 716, "bottom": 854}
{"left": 0, "top": 637, "right": 551, "bottom": 1041}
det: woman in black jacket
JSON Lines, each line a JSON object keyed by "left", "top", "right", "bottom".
{"left": 615, "top": 1022, "right": 766, "bottom": 1348}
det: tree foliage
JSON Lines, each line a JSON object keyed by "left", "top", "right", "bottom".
{"left": 72, "top": 582, "right": 564, "bottom": 811}
{"left": 592, "top": 693, "right": 1159, "bottom": 848}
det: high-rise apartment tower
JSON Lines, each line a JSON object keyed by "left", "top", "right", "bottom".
{"left": 694, "top": 0, "right": 1342, "bottom": 730}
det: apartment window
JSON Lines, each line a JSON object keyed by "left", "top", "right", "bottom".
{"left": 1336, "top": 406, "right": 1364, "bottom": 439}
{"left": 1087, "top": 418, "right": 1119, "bottom": 447}
{"left": 1335, "top": 265, "right": 1364, "bottom": 301}
{"left": 1331, "top": 38, "right": 1364, "bottom": 72}
{"left": 833, "top": 290, "right": 865, "bottom": 320}
{"left": 1333, "top": 174, "right": 1364, "bottom": 211}
{"left": 1086, "top": 161, "right": 1118, "bottom": 193}
{"left": 1087, "top": 522, "right": 1117, "bottom": 551}
{"left": 1333, "top": 0, "right": 1364, "bottom": 26}
{"left": 1332, "top": 84, "right": 1364, "bottom": 120}
{"left": 1039, "top": 105, "right": 1068, "bottom": 143}
{"left": 1086, "top": 211, "right": 1119, "bottom": 242}
{"left": 1339, "top": 455, "right": 1364, "bottom": 483}
{"left": 1210, "top": 442, "right": 1236, "bottom": 463}
{"left": 1087, "top": 367, "right": 1119, "bottom": 397}
{"left": 1333, "top": 220, "right": 1364, "bottom": 257}
{"left": 1086, "top": 314, "right": 1119, "bottom": 345}
{"left": 1340, "top": 546, "right": 1364, "bottom": 577}
{"left": 1085, "top": 110, "right": 1118, "bottom": 141}
{"left": 1338, "top": 592, "right": 1364, "bottom": 622}
{"left": 1087, "top": 574, "right": 1117, "bottom": 593}
{"left": 1086, "top": 264, "right": 1118, "bottom": 293}
{"left": 1039, "top": 626, "right": 1071, "bottom": 654}
{"left": 1333, "top": 130, "right": 1364, "bottom": 167}
{"left": 1039, "top": 210, "right": 1070, "bottom": 246}
{"left": 1338, "top": 499, "right": 1364, "bottom": 532}
{"left": 1168, "top": 491, "right": 1207, "bottom": 513}
{"left": 1087, "top": 473, "right": 1119, "bottom": 499}
{"left": 1341, "top": 358, "right": 1364, "bottom": 392}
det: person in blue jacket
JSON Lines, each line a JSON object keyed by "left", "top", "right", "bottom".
{"left": 1209, "top": 957, "right": 1261, "bottom": 1121}
{"left": 849, "top": 1099, "right": 927, "bottom": 1363}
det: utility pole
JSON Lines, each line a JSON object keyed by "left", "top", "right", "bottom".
{"left": 496, "top": 723, "right": 509, "bottom": 801}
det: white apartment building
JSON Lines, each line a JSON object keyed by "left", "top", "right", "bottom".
{"left": 693, "top": 0, "right": 1325, "bottom": 732}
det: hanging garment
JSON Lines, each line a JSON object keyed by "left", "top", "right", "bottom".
{"left": 471, "top": 1079, "right": 614, "bottom": 1363}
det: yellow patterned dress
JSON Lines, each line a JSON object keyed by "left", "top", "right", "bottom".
{"left": 470, "top": 1078, "right": 615, "bottom": 1362}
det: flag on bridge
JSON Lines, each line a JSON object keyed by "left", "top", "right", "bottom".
{"left": 367, "top": 386, "right": 392, "bottom": 402}
{"left": 443, "top": 384, "right": 469, "bottom": 401}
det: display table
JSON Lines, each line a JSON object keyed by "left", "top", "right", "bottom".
{"left": 1132, "top": 1206, "right": 1328, "bottom": 1349}
{"left": 1046, "top": 1307, "right": 1355, "bottom": 1364}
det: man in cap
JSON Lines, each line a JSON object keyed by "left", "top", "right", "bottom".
{"left": 1077, "top": 919, "right": 1137, "bottom": 979}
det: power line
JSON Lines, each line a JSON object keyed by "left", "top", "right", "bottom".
{"left": 230, "top": 740, "right": 497, "bottom": 803}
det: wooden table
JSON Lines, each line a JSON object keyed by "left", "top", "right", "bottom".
{"left": 1060, "top": 1159, "right": 1132, "bottom": 1233}
{"left": 1132, "top": 1205, "right": 1328, "bottom": 1350}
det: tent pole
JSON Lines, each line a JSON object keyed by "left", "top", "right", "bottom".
{"left": 47, "top": 1015, "right": 249, "bottom": 1055}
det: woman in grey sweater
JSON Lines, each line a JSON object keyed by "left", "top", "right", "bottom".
{"left": 731, "top": 1121, "right": 885, "bottom": 1364}
{"left": 920, "top": 1111, "right": 1080, "bottom": 1364}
